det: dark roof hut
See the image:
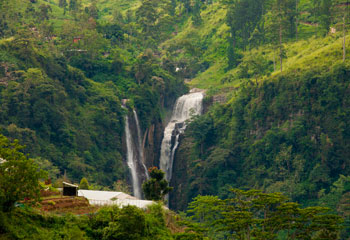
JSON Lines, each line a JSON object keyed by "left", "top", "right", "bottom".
{"left": 63, "top": 182, "right": 78, "bottom": 197}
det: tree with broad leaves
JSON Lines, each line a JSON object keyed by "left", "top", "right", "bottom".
{"left": 79, "top": 177, "right": 89, "bottom": 189}
{"left": 0, "top": 134, "right": 46, "bottom": 212}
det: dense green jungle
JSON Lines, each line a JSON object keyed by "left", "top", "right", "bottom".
{"left": 1, "top": 0, "right": 350, "bottom": 239}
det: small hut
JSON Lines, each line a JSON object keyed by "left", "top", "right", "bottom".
{"left": 63, "top": 182, "right": 78, "bottom": 196}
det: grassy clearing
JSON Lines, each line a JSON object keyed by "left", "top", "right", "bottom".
{"left": 189, "top": 31, "right": 349, "bottom": 97}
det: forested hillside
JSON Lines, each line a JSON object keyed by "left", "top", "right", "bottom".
{"left": 1, "top": 0, "right": 350, "bottom": 238}
{"left": 0, "top": 0, "right": 187, "bottom": 187}
{"left": 168, "top": 0, "right": 350, "bottom": 231}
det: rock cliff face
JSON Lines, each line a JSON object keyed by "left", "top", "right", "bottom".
{"left": 142, "top": 93, "right": 182, "bottom": 170}
{"left": 121, "top": 98, "right": 179, "bottom": 195}
{"left": 122, "top": 114, "right": 165, "bottom": 198}
{"left": 202, "top": 96, "right": 213, "bottom": 114}
{"left": 123, "top": 114, "right": 164, "bottom": 185}
{"left": 168, "top": 93, "right": 217, "bottom": 210}
{"left": 143, "top": 120, "right": 164, "bottom": 169}
{"left": 169, "top": 133, "right": 195, "bottom": 211}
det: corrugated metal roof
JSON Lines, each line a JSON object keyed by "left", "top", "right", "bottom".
{"left": 63, "top": 182, "right": 78, "bottom": 188}
{"left": 78, "top": 190, "right": 123, "bottom": 201}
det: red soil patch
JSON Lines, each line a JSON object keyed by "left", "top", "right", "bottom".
{"left": 39, "top": 196, "right": 99, "bottom": 215}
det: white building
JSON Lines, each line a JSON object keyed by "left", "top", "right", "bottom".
{"left": 78, "top": 190, "right": 155, "bottom": 209}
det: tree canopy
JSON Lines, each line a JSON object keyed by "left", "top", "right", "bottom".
{"left": 142, "top": 167, "right": 173, "bottom": 201}
{"left": 0, "top": 134, "right": 46, "bottom": 211}
{"left": 183, "top": 189, "right": 343, "bottom": 239}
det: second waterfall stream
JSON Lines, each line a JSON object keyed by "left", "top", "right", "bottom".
{"left": 125, "top": 110, "right": 148, "bottom": 199}
{"left": 159, "top": 90, "right": 204, "bottom": 182}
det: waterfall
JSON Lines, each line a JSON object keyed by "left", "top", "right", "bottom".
{"left": 159, "top": 90, "right": 204, "bottom": 182}
{"left": 133, "top": 110, "right": 149, "bottom": 179}
{"left": 125, "top": 115, "right": 141, "bottom": 198}
{"left": 124, "top": 110, "right": 148, "bottom": 199}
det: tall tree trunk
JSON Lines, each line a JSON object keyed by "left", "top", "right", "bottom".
{"left": 279, "top": 2, "right": 283, "bottom": 72}
{"left": 343, "top": 15, "right": 346, "bottom": 62}
{"left": 296, "top": 0, "right": 298, "bottom": 40}
{"left": 314, "top": 3, "right": 317, "bottom": 36}
{"left": 343, "top": 1, "right": 349, "bottom": 62}
{"left": 280, "top": 23, "right": 283, "bottom": 72}
{"left": 273, "top": 47, "right": 276, "bottom": 72}
{"left": 247, "top": 226, "right": 251, "bottom": 240}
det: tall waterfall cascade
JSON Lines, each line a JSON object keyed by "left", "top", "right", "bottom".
{"left": 133, "top": 110, "right": 149, "bottom": 179}
{"left": 159, "top": 90, "right": 204, "bottom": 182}
{"left": 124, "top": 109, "right": 149, "bottom": 199}
{"left": 125, "top": 115, "right": 140, "bottom": 198}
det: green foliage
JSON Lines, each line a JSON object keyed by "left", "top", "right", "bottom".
{"left": 319, "top": 0, "right": 333, "bottom": 36}
{"left": 102, "top": 205, "right": 147, "bottom": 240}
{"left": 0, "top": 134, "right": 46, "bottom": 212}
{"left": 184, "top": 189, "right": 343, "bottom": 239}
{"left": 79, "top": 177, "right": 89, "bottom": 190}
{"left": 59, "top": 0, "right": 68, "bottom": 9}
{"left": 226, "top": 36, "right": 242, "bottom": 70}
{"left": 0, "top": 208, "right": 87, "bottom": 239}
{"left": 225, "top": 0, "right": 266, "bottom": 50}
{"left": 87, "top": 204, "right": 174, "bottom": 240}
{"left": 0, "top": 47, "right": 126, "bottom": 185}
{"left": 145, "top": 203, "right": 174, "bottom": 239}
{"left": 174, "top": 232, "right": 205, "bottom": 240}
{"left": 69, "top": 0, "right": 81, "bottom": 12}
{"left": 192, "top": 0, "right": 202, "bottom": 26}
{"left": 137, "top": 0, "right": 159, "bottom": 39}
{"left": 113, "top": 179, "right": 131, "bottom": 194}
{"left": 34, "top": 157, "right": 60, "bottom": 181}
{"left": 0, "top": 0, "right": 187, "bottom": 188}
{"left": 0, "top": 3, "right": 349, "bottom": 239}
{"left": 142, "top": 167, "right": 173, "bottom": 201}
{"left": 0, "top": 201, "right": 180, "bottom": 239}
{"left": 236, "top": 53, "right": 273, "bottom": 81}
{"left": 173, "top": 59, "right": 350, "bottom": 212}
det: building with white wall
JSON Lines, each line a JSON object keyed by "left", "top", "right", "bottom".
{"left": 78, "top": 190, "right": 155, "bottom": 209}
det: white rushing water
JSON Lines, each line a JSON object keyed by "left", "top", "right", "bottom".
{"left": 124, "top": 109, "right": 149, "bottom": 199}
{"left": 159, "top": 91, "right": 204, "bottom": 182}
{"left": 133, "top": 110, "right": 149, "bottom": 179}
{"left": 125, "top": 114, "right": 141, "bottom": 198}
